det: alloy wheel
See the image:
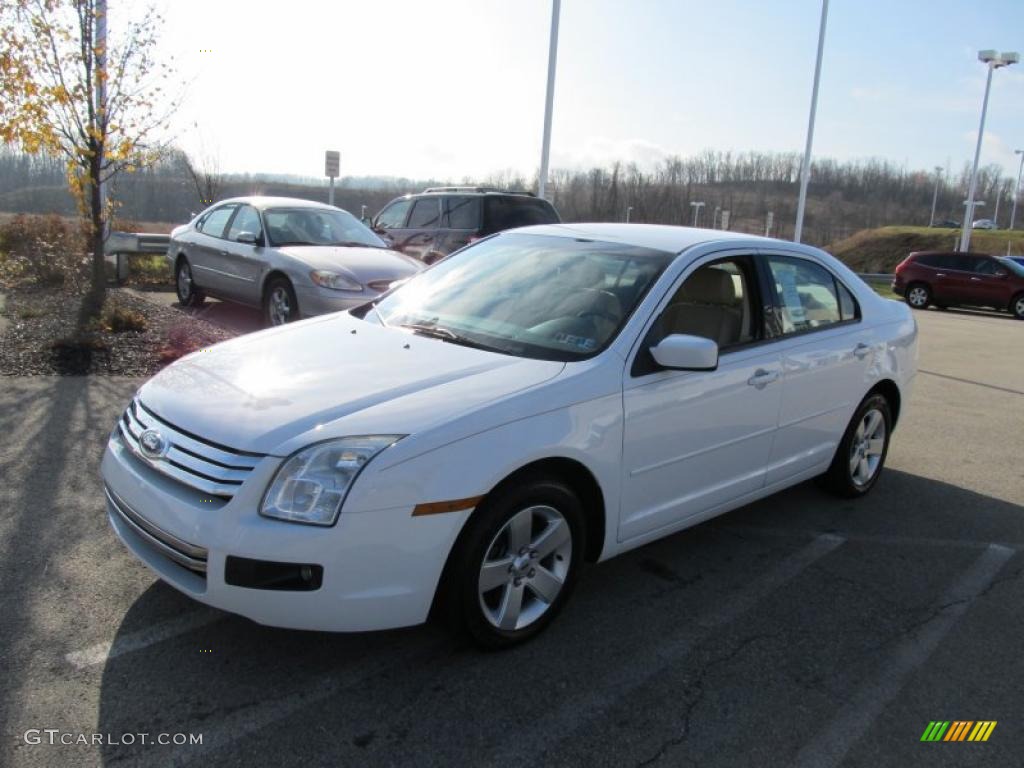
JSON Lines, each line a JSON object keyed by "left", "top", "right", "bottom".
{"left": 1015, "top": 296, "right": 1024, "bottom": 319}
{"left": 849, "top": 408, "right": 886, "bottom": 487}
{"left": 176, "top": 263, "right": 192, "bottom": 303}
{"left": 478, "top": 505, "right": 572, "bottom": 631}
{"left": 268, "top": 286, "right": 292, "bottom": 326}
{"left": 907, "top": 286, "right": 928, "bottom": 308}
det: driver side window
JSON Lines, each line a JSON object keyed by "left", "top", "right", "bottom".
{"left": 655, "top": 257, "right": 760, "bottom": 350}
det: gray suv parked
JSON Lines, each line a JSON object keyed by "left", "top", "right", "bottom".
{"left": 371, "top": 187, "right": 560, "bottom": 264}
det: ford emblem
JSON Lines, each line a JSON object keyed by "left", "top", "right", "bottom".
{"left": 139, "top": 429, "right": 168, "bottom": 459}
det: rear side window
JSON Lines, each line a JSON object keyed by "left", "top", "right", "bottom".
{"left": 483, "top": 197, "right": 559, "bottom": 233}
{"left": 407, "top": 198, "right": 441, "bottom": 229}
{"left": 766, "top": 256, "right": 845, "bottom": 335}
{"left": 915, "top": 254, "right": 942, "bottom": 268}
{"left": 198, "top": 206, "right": 236, "bottom": 238}
{"left": 446, "top": 197, "right": 482, "bottom": 229}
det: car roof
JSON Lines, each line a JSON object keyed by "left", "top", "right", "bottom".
{"left": 215, "top": 196, "right": 340, "bottom": 212}
{"left": 910, "top": 250, "right": 988, "bottom": 257}
{"left": 508, "top": 222, "right": 776, "bottom": 254}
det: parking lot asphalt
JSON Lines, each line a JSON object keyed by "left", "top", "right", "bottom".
{"left": 1, "top": 305, "right": 1022, "bottom": 768}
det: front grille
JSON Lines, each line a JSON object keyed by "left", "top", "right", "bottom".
{"left": 118, "top": 398, "right": 264, "bottom": 498}
{"left": 106, "top": 485, "right": 208, "bottom": 575}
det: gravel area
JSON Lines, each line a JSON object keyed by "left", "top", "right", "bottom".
{"left": 0, "top": 284, "right": 237, "bottom": 376}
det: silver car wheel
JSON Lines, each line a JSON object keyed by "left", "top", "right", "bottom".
{"left": 849, "top": 407, "right": 886, "bottom": 487}
{"left": 268, "top": 286, "right": 292, "bottom": 326}
{"left": 478, "top": 504, "right": 572, "bottom": 631}
{"left": 907, "top": 286, "right": 928, "bottom": 308}
{"left": 176, "top": 263, "right": 192, "bottom": 302}
{"left": 1015, "top": 296, "right": 1024, "bottom": 318}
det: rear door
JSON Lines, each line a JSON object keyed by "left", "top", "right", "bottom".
{"left": 438, "top": 196, "right": 482, "bottom": 256}
{"left": 935, "top": 254, "right": 976, "bottom": 304}
{"left": 758, "top": 251, "right": 875, "bottom": 486}
{"left": 190, "top": 204, "right": 238, "bottom": 295}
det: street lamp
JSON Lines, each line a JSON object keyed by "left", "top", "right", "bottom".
{"left": 794, "top": 0, "right": 830, "bottom": 243}
{"left": 626, "top": 205, "right": 633, "bottom": 223}
{"left": 928, "top": 166, "right": 943, "bottom": 227}
{"left": 960, "top": 49, "right": 1019, "bottom": 252}
{"left": 690, "top": 201, "right": 705, "bottom": 227}
{"left": 713, "top": 205, "right": 721, "bottom": 229}
{"left": 537, "top": 0, "right": 561, "bottom": 200}
{"left": 1010, "top": 149, "right": 1024, "bottom": 230}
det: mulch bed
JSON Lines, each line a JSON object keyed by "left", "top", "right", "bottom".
{"left": 0, "top": 284, "right": 237, "bottom": 376}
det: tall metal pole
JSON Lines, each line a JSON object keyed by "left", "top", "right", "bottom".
{"left": 960, "top": 63, "right": 995, "bottom": 252}
{"left": 95, "top": 0, "right": 108, "bottom": 236}
{"left": 329, "top": 177, "right": 335, "bottom": 207}
{"left": 537, "top": 0, "right": 560, "bottom": 200}
{"left": 793, "top": 0, "right": 829, "bottom": 243}
{"left": 993, "top": 186, "right": 1002, "bottom": 227}
{"left": 929, "top": 166, "right": 942, "bottom": 227}
{"left": 1010, "top": 149, "right": 1024, "bottom": 230}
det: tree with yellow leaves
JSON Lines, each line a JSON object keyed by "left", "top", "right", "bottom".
{"left": 0, "top": 0, "right": 177, "bottom": 306}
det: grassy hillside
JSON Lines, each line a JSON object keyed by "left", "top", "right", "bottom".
{"left": 827, "top": 226, "right": 1024, "bottom": 273}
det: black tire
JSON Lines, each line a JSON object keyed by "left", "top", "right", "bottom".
{"left": 904, "top": 282, "right": 930, "bottom": 310}
{"left": 175, "top": 258, "right": 205, "bottom": 307}
{"left": 1011, "top": 292, "right": 1024, "bottom": 320}
{"left": 819, "top": 393, "right": 892, "bottom": 498}
{"left": 263, "top": 277, "right": 299, "bottom": 327}
{"left": 439, "top": 473, "right": 585, "bottom": 650}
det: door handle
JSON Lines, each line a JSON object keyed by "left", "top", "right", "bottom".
{"left": 747, "top": 369, "right": 779, "bottom": 389}
{"left": 220, "top": 251, "right": 229, "bottom": 257}
{"left": 853, "top": 342, "right": 871, "bottom": 359}
{"left": 936, "top": 273, "right": 946, "bottom": 278}
{"left": 970, "top": 276, "right": 981, "bottom": 281}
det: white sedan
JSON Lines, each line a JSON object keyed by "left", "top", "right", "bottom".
{"left": 101, "top": 224, "right": 917, "bottom": 648}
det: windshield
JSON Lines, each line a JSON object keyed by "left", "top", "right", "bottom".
{"left": 264, "top": 207, "right": 386, "bottom": 248}
{"left": 998, "top": 257, "right": 1024, "bottom": 277}
{"left": 371, "top": 233, "right": 672, "bottom": 361}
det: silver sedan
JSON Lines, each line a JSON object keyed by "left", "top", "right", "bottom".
{"left": 168, "top": 196, "right": 423, "bottom": 326}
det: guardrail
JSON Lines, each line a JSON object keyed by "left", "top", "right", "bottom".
{"left": 104, "top": 232, "right": 170, "bottom": 282}
{"left": 856, "top": 272, "right": 894, "bottom": 281}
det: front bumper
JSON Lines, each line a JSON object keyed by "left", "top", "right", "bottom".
{"left": 101, "top": 430, "right": 467, "bottom": 632}
{"left": 294, "top": 283, "right": 377, "bottom": 318}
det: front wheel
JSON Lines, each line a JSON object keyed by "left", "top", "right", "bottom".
{"left": 263, "top": 277, "right": 299, "bottom": 327}
{"left": 441, "top": 474, "right": 584, "bottom": 649}
{"left": 905, "top": 283, "right": 930, "bottom": 309}
{"left": 819, "top": 393, "right": 892, "bottom": 498}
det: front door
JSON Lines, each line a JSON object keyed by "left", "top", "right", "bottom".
{"left": 620, "top": 254, "right": 782, "bottom": 541}
{"left": 218, "top": 204, "right": 266, "bottom": 303}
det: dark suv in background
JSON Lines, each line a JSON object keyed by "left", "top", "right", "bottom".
{"left": 892, "top": 251, "right": 1024, "bottom": 319}
{"left": 370, "top": 187, "right": 560, "bottom": 264}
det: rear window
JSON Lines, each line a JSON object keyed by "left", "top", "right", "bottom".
{"left": 483, "top": 197, "right": 559, "bottom": 233}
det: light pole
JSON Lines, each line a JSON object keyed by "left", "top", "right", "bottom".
{"left": 794, "top": 0, "right": 829, "bottom": 243}
{"left": 929, "top": 166, "right": 943, "bottom": 227}
{"left": 713, "top": 205, "right": 721, "bottom": 229}
{"left": 994, "top": 186, "right": 1002, "bottom": 228}
{"left": 625, "top": 205, "right": 633, "bottom": 223}
{"left": 537, "top": 0, "right": 561, "bottom": 200}
{"left": 690, "top": 201, "right": 705, "bottom": 227}
{"left": 960, "top": 50, "right": 1019, "bottom": 252}
{"left": 1011, "top": 149, "right": 1024, "bottom": 230}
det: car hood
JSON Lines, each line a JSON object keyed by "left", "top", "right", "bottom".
{"left": 138, "top": 313, "right": 564, "bottom": 455}
{"left": 277, "top": 245, "right": 421, "bottom": 278}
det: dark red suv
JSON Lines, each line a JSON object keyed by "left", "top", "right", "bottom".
{"left": 892, "top": 251, "right": 1024, "bottom": 319}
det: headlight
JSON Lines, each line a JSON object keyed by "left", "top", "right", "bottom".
{"left": 310, "top": 269, "right": 362, "bottom": 292}
{"left": 260, "top": 436, "right": 402, "bottom": 525}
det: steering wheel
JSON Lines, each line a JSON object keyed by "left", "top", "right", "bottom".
{"left": 574, "top": 289, "right": 621, "bottom": 325}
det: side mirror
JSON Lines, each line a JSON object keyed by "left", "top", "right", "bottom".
{"left": 235, "top": 231, "right": 259, "bottom": 245}
{"left": 995, "top": 270, "right": 1008, "bottom": 278}
{"left": 650, "top": 334, "right": 718, "bottom": 371}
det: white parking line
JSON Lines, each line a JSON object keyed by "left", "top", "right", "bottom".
{"left": 66, "top": 608, "right": 225, "bottom": 669}
{"left": 485, "top": 533, "right": 846, "bottom": 766}
{"left": 721, "top": 523, "right": 1024, "bottom": 552}
{"left": 792, "top": 543, "right": 1015, "bottom": 768}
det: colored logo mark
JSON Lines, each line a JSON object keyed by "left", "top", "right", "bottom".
{"left": 920, "top": 721, "right": 996, "bottom": 742}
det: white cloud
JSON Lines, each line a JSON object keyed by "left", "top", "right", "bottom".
{"left": 550, "top": 137, "right": 673, "bottom": 172}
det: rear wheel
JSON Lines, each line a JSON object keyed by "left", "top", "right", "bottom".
{"left": 1011, "top": 292, "right": 1024, "bottom": 320}
{"left": 820, "top": 393, "right": 892, "bottom": 498}
{"left": 440, "top": 474, "right": 584, "bottom": 650}
{"left": 175, "top": 258, "right": 205, "bottom": 307}
{"left": 263, "top": 277, "right": 299, "bottom": 327}
{"left": 905, "top": 283, "right": 930, "bottom": 309}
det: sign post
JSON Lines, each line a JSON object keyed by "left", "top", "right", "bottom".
{"left": 325, "top": 150, "right": 340, "bottom": 206}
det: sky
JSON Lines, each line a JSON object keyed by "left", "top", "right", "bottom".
{"left": 127, "top": 0, "right": 1024, "bottom": 183}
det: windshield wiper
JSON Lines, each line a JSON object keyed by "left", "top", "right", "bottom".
{"left": 330, "top": 240, "right": 385, "bottom": 248}
{"left": 274, "top": 240, "right": 316, "bottom": 246}
{"left": 399, "top": 322, "right": 491, "bottom": 350}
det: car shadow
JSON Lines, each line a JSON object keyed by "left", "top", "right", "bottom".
{"left": 932, "top": 305, "right": 1016, "bottom": 321}
{"left": 95, "top": 468, "right": 1024, "bottom": 765}
{"left": 179, "top": 299, "right": 264, "bottom": 335}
